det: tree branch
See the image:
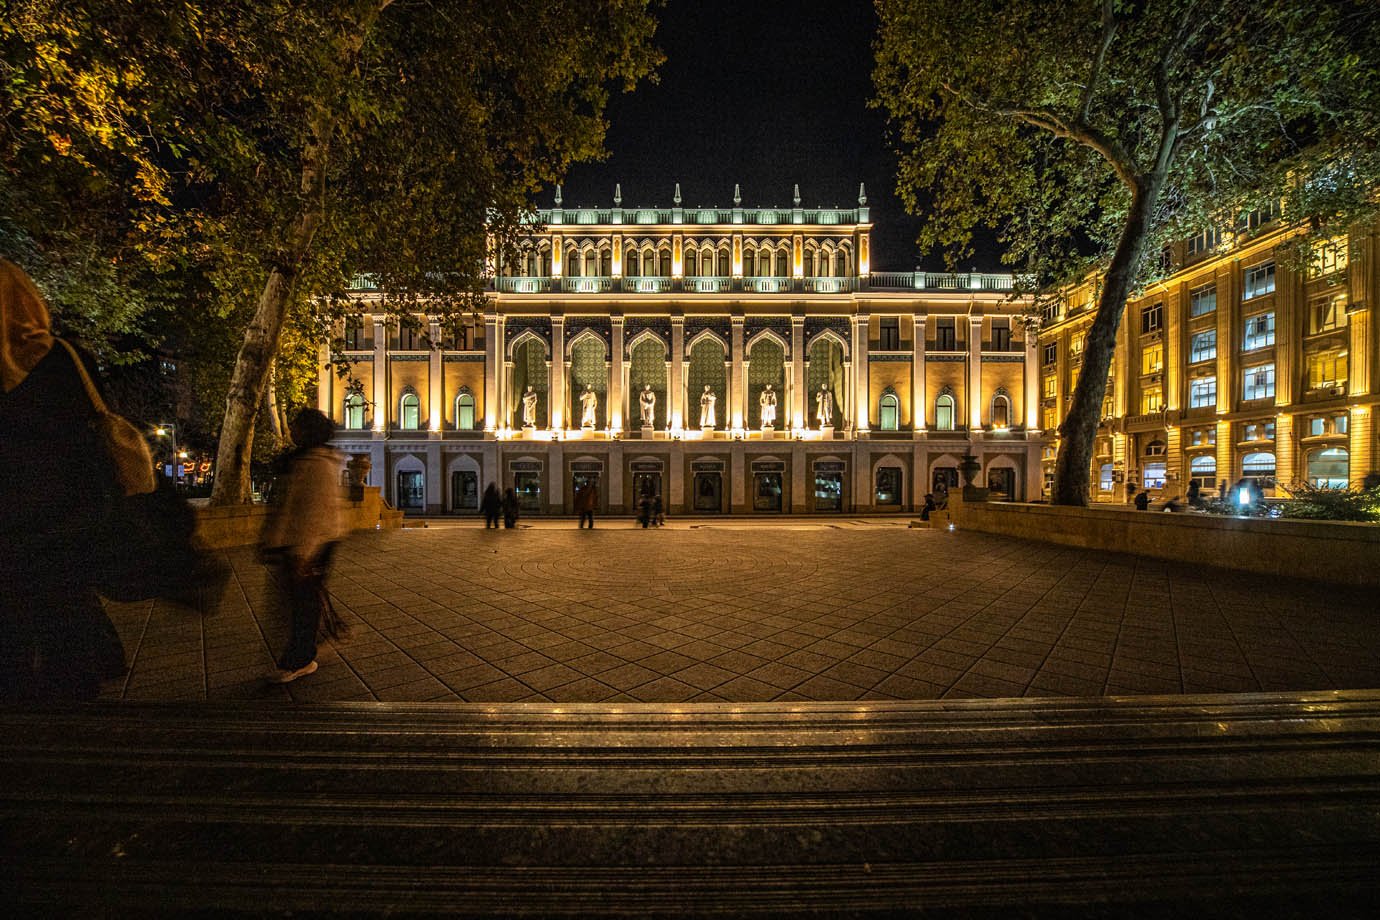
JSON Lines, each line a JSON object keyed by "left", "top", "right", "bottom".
{"left": 1079, "top": 0, "right": 1118, "bottom": 123}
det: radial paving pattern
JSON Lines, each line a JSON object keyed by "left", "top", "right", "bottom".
{"left": 99, "top": 521, "right": 1380, "bottom": 704}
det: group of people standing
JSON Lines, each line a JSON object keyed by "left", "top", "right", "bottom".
{"left": 480, "top": 483, "right": 522, "bottom": 529}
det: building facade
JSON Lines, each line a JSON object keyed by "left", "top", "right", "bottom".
{"left": 1037, "top": 213, "right": 1379, "bottom": 501}
{"left": 318, "top": 187, "right": 1044, "bottom": 515}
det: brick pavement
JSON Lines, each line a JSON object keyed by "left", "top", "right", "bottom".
{"left": 98, "top": 519, "right": 1380, "bottom": 704}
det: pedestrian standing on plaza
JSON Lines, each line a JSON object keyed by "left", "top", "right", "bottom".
{"left": 574, "top": 479, "right": 599, "bottom": 529}
{"left": 0, "top": 258, "right": 127, "bottom": 702}
{"left": 260, "top": 408, "right": 346, "bottom": 685}
{"left": 480, "top": 482, "right": 501, "bottom": 529}
{"left": 653, "top": 493, "right": 665, "bottom": 527}
{"left": 1187, "top": 478, "right": 1202, "bottom": 509}
{"left": 502, "top": 487, "right": 520, "bottom": 528}
{"left": 637, "top": 491, "right": 652, "bottom": 528}
{"left": 921, "top": 493, "right": 937, "bottom": 521}
{"left": 1134, "top": 488, "right": 1150, "bottom": 511}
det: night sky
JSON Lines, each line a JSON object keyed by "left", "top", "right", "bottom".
{"left": 549, "top": 0, "right": 1001, "bottom": 273}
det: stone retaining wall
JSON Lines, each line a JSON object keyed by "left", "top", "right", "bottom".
{"left": 948, "top": 498, "right": 1380, "bottom": 587}
{"left": 194, "top": 486, "right": 402, "bottom": 550}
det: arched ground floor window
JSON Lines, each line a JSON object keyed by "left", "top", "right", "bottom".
{"left": 1307, "top": 446, "right": 1349, "bottom": 489}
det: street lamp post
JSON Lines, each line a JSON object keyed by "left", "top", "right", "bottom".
{"left": 155, "top": 424, "right": 180, "bottom": 483}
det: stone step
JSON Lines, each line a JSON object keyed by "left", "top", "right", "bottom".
{"left": 3, "top": 691, "right": 1379, "bottom": 916}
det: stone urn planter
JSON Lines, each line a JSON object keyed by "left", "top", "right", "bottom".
{"left": 345, "top": 453, "right": 372, "bottom": 500}
{"left": 958, "top": 453, "right": 989, "bottom": 502}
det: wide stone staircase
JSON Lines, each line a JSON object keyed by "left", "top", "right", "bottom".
{"left": 3, "top": 691, "right": 1379, "bottom": 917}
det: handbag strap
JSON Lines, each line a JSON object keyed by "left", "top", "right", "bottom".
{"left": 55, "top": 338, "right": 111, "bottom": 416}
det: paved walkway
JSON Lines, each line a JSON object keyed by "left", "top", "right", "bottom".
{"left": 98, "top": 518, "right": 1380, "bottom": 704}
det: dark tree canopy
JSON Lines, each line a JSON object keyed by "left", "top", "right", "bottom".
{"left": 875, "top": 0, "right": 1380, "bottom": 504}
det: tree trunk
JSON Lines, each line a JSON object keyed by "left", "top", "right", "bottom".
{"left": 1051, "top": 176, "right": 1165, "bottom": 506}
{"left": 263, "top": 361, "right": 286, "bottom": 449}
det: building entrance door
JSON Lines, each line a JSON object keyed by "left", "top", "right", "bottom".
{"left": 450, "top": 470, "right": 478, "bottom": 511}
{"left": 753, "top": 472, "right": 783, "bottom": 512}
{"left": 988, "top": 467, "right": 1016, "bottom": 501}
{"left": 632, "top": 471, "right": 662, "bottom": 503}
{"left": 813, "top": 472, "right": 843, "bottom": 511}
{"left": 396, "top": 470, "right": 424, "bottom": 511}
{"left": 513, "top": 472, "right": 542, "bottom": 512}
{"left": 572, "top": 471, "right": 602, "bottom": 512}
{"left": 692, "top": 472, "right": 722, "bottom": 512}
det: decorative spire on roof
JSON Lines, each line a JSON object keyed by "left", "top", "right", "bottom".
{"left": 857, "top": 182, "right": 867, "bottom": 206}
{"left": 554, "top": 184, "right": 563, "bottom": 205}
{"left": 793, "top": 184, "right": 801, "bottom": 206}
{"left": 613, "top": 183, "right": 622, "bottom": 206}
{"left": 673, "top": 182, "right": 682, "bottom": 205}
{"left": 733, "top": 183, "right": 741, "bottom": 206}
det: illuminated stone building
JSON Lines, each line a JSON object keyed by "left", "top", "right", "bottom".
{"left": 317, "top": 185, "right": 1043, "bottom": 514}
{"left": 1037, "top": 211, "right": 1379, "bottom": 501}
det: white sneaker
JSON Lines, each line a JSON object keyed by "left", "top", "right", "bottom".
{"left": 264, "top": 660, "right": 318, "bottom": 684}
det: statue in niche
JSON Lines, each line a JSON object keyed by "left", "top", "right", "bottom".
{"left": 639, "top": 384, "right": 657, "bottom": 427}
{"left": 758, "top": 383, "right": 777, "bottom": 428}
{"left": 521, "top": 385, "right": 538, "bottom": 427}
{"left": 699, "top": 385, "right": 717, "bottom": 428}
{"left": 579, "top": 384, "right": 598, "bottom": 428}
{"left": 815, "top": 384, "right": 834, "bottom": 427}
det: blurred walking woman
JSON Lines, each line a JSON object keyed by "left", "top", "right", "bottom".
{"left": 260, "top": 409, "right": 346, "bottom": 683}
{"left": 0, "top": 258, "right": 126, "bottom": 701}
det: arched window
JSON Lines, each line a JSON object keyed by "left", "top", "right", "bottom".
{"left": 344, "top": 391, "right": 365, "bottom": 429}
{"left": 1242, "top": 451, "right": 1276, "bottom": 479}
{"left": 454, "top": 390, "right": 475, "bottom": 430}
{"left": 659, "top": 250, "right": 672, "bottom": 277}
{"left": 684, "top": 247, "right": 697, "bottom": 276}
{"left": 1307, "top": 446, "right": 1349, "bottom": 489}
{"left": 701, "top": 252, "right": 714, "bottom": 276}
{"left": 1099, "top": 463, "right": 1114, "bottom": 492}
{"left": 1145, "top": 439, "right": 1167, "bottom": 456}
{"left": 820, "top": 249, "right": 833, "bottom": 276}
{"left": 717, "top": 250, "right": 730, "bottom": 277}
{"left": 1189, "top": 455, "right": 1216, "bottom": 477}
{"left": 626, "top": 250, "right": 640, "bottom": 276}
{"left": 935, "top": 392, "right": 955, "bottom": 431}
{"left": 878, "top": 391, "right": 899, "bottom": 431}
{"left": 990, "top": 389, "right": 1011, "bottom": 428}
{"left": 399, "top": 389, "right": 420, "bottom": 430}
{"left": 803, "top": 251, "right": 815, "bottom": 277}
{"left": 835, "top": 251, "right": 848, "bottom": 276}
{"left": 775, "top": 250, "right": 789, "bottom": 277}
{"left": 566, "top": 247, "right": 580, "bottom": 276}
{"left": 584, "top": 250, "right": 598, "bottom": 277}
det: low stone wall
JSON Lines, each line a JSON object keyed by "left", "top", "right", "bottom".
{"left": 948, "top": 497, "right": 1380, "bottom": 587}
{"left": 193, "top": 486, "right": 402, "bottom": 550}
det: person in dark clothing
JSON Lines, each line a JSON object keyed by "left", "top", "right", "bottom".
{"left": 0, "top": 258, "right": 127, "bottom": 702}
{"left": 501, "top": 487, "right": 520, "bottom": 528}
{"left": 480, "top": 482, "right": 501, "bottom": 528}
{"left": 637, "top": 493, "right": 652, "bottom": 528}
{"left": 1134, "top": 489, "right": 1150, "bottom": 511}
{"left": 652, "top": 494, "right": 664, "bottom": 527}
{"left": 1187, "top": 478, "right": 1202, "bottom": 509}
{"left": 921, "top": 493, "right": 937, "bottom": 521}
{"left": 574, "top": 480, "right": 599, "bottom": 528}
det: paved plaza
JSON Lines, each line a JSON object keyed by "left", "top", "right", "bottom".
{"left": 99, "top": 519, "right": 1380, "bottom": 704}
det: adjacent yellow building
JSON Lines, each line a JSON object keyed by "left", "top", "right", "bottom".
{"left": 1038, "top": 211, "right": 1379, "bottom": 501}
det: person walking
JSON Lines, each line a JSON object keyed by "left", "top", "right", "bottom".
{"left": 259, "top": 409, "right": 346, "bottom": 684}
{"left": 1186, "top": 478, "right": 1202, "bottom": 509}
{"left": 575, "top": 479, "right": 599, "bottom": 529}
{"left": 501, "top": 487, "right": 520, "bottom": 529}
{"left": 480, "top": 481, "right": 501, "bottom": 529}
{"left": 653, "top": 493, "right": 665, "bottom": 527}
{"left": 1134, "top": 488, "right": 1150, "bottom": 511}
{"left": 0, "top": 258, "right": 128, "bottom": 701}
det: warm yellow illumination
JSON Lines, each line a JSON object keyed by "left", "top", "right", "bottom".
{"left": 858, "top": 235, "right": 870, "bottom": 276}
{"left": 672, "top": 236, "right": 683, "bottom": 279}
{"left": 611, "top": 236, "right": 622, "bottom": 278}
{"left": 732, "top": 237, "right": 743, "bottom": 278}
{"left": 792, "top": 235, "right": 803, "bottom": 279}
{"left": 550, "top": 234, "right": 563, "bottom": 278}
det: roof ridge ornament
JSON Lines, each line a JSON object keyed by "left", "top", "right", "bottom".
{"left": 554, "top": 184, "right": 563, "bottom": 206}
{"left": 857, "top": 182, "right": 867, "bottom": 206}
{"left": 673, "top": 182, "right": 682, "bottom": 205}
{"left": 733, "top": 183, "right": 742, "bottom": 206}
{"left": 613, "top": 183, "right": 622, "bottom": 206}
{"left": 793, "top": 184, "right": 801, "bottom": 206}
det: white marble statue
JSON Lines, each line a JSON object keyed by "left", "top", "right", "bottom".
{"left": 579, "top": 385, "right": 598, "bottom": 428}
{"left": 639, "top": 384, "right": 656, "bottom": 427}
{"left": 699, "top": 385, "right": 717, "bottom": 428}
{"left": 521, "top": 385, "right": 538, "bottom": 427}
{"left": 815, "top": 385, "right": 833, "bottom": 427}
{"left": 758, "top": 383, "right": 777, "bottom": 428}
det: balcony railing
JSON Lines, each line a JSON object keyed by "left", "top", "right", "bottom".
{"left": 470, "top": 271, "right": 1027, "bottom": 296}
{"left": 744, "top": 276, "right": 793, "bottom": 293}
{"left": 622, "top": 276, "right": 673, "bottom": 293}
{"left": 804, "top": 277, "right": 853, "bottom": 293}
{"left": 683, "top": 276, "right": 730, "bottom": 293}
{"left": 496, "top": 276, "right": 552, "bottom": 293}
{"left": 562, "top": 277, "right": 614, "bottom": 293}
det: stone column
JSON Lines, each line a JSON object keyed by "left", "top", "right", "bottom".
{"left": 1216, "top": 418, "right": 1235, "bottom": 488}
{"left": 1216, "top": 262, "right": 1238, "bottom": 412}
{"left": 854, "top": 313, "right": 870, "bottom": 430}
{"left": 484, "top": 312, "right": 500, "bottom": 431}
{"left": 731, "top": 315, "right": 745, "bottom": 430}
{"left": 1165, "top": 284, "right": 1184, "bottom": 411}
{"left": 317, "top": 343, "right": 332, "bottom": 416}
{"left": 428, "top": 318, "right": 443, "bottom": 435}
{"left": 372, "top": 315, "right": 388, "bottom": 431}
{"left": 670, "top": 315, "right": 685, "bottom": 430}
{"left": 1349, "top": 406, "right": 1372, "bottom": 489}
{"left": 791, "top": 315, "right": 806, "bottom": 429}
{"left": 550, "top": 315, "right": 565, "bottom": 430}
{"left": 967, "top": 314, "right": 984, "bottom": 430}
{"left": 1023, "top": 324, "right": 1039, "bottom": 430}
{"left": 1275, "top": 258, "right": 1298, "bottom": 407}
{"left": 912, "top": 313, "right": 928, "bottom": 432}
{"left": 610, "top": 315, "right": 625, "bottom": 430}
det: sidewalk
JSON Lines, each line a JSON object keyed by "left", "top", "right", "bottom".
{"left": 98, "top": 521, "right": 1380, "bottom": 704}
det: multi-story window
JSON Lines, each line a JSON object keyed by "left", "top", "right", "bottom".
{"left": 1189, "top": 376, "right": 1217, "bottom": 409}
{"left": 991, "top": 319, "right": 1012, "bottom": 351}
{"left": 935, "top": 318, "right": 956, "bottom": 351}
{"left": 1187, "top": 227, "right": 1221, "bottom": 257}
{"left": 1042, "top": 374, "right": 1057, "bottom": 398}
{"left": 344, "top": 317, "right": 365, "bottom": 350}
{"left": 1243, "top": 363, "right": 1276, "bottom": 401}
{"left": 1043, "top": 406, "right": 1059, "bottom": 430}
{"left": 1141, "top": 385, "right": 1163, "bottom": 414}
{"left": 1190, "top": 329, "right": 1217, "bottom": 363}
{"left": 1140, "top": 342, "right": 1164, "bottom": 375}
{"left": 1041, "top": 299, "right": 1061, "bottom": 323}
{"left": 1307, "top": 237, "right": 1348, "bottom": 279}
{"left": 1236, "top": 203, "right": 1279, "bottom": 234}
{"left": 398, "top": 322, "right": 425, "bottom": 351}
{"left": 1243, "top": 312, "right": 1275, "bottom": 351}
{"left": 1309, "top": 293, "right": 1347, "bottom": 334}
{"left": 1243, "top": 262, "right": 1276, "bottom": 300}
{"left": 1308, "top": 416, "right": 1326, "bottom": 437}
{"left": 1306, "top": 350, "right": 1348, "bottom": 390}
{"left": 1336, "top": 413, "right": 1350, "bottom": 434}
{"left": 1042, "top": 342, "right": 1057, "bottom": 365}
{"left": 879, "top": 317, "right": 900, "bottom": 350}
{"left": 1189, "top": 427, "right": 1216, "bottom": 447}
{"left": 1069, "top": 332, "right": 1085, "bottom": 357}
{"left": 1243, "top": 421, "right": 1275, "bottom": 442}
{"left": 1189, "top": 284, "right": 1217, "bottom": 317}
{"left": 1305, "top": 415, "right": 1348, "bottom": 437}
{"left": 1140, "top": 303, "right": 1164, "bottom": 334}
